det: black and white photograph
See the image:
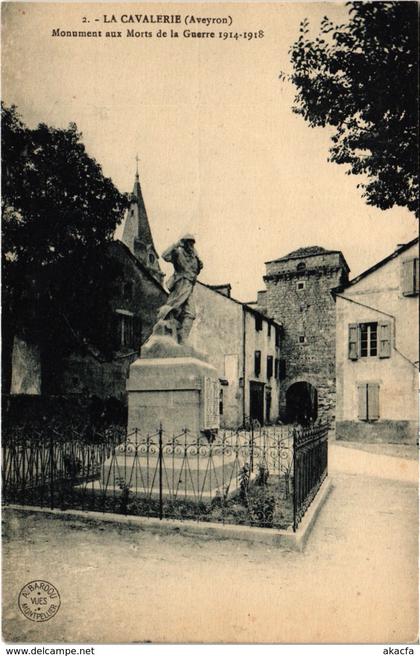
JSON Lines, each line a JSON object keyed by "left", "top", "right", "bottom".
{"left": 1, "top": 0, "right": 419, "bottom": 647}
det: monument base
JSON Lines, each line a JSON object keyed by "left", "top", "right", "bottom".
{"left": 119, "top": 333, "right": 225, "bottom": 499}
{"left": 127, "top": 334, "right": 220, "bottom": 437}
{"left": 99, "top": 449, "right": 243, "bottom": 499}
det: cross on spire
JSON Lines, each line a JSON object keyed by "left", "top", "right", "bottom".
{"left": 135, "top": 154, "right": 140, "bottom": 178}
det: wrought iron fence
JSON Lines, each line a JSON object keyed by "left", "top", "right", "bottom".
{"left": 293, "top": 423, "right": 328, "bottom": 530}
{"left": 2, "top": 422, "right": 328, "bottom": 531}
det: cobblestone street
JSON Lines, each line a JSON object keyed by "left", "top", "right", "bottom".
{"left": 2, "top": 443, "right": 418, "bottom": 644}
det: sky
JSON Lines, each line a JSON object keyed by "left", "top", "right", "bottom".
{"left": 2, "top": 1, "right": 418, "bottom": 302}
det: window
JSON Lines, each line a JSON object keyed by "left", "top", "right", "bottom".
{"left": 360, "top": 322, "right": 377, "bottom": 357}
{"left": 219, "top": 388, "right": 224, "bottom": 416}
{"left": 402, "top": 257, "right": 419, "bottom": 296}
{"left": 267, "top": 355, "right": 273, "bottom": 379}
{"left": 254, "top": 350, "right": 261, "bottom": 376}
{"left": 149, "top": 253, "right": 155, "bottom": 264}
{"left": 298, "top": 335, "right": 306, "bottom": 344}
{"left": 297, "top": 262, "right": 306, "bottom": 271}
{"left": 275, "top": 326, "right": 282, "bottom": 347}
{"left": 120, "top": 315, "right": 134, "bottom": 347}
{"left": 268, "top": 323, "right": 271, "bottom": 337}
{"left": 255, "top": 315, "right": 263, "bottom": 332}
{"left": 297, "top": 281, "right": 305, "bottom": 291}
{"left": 357, "top": 383, "right": 380, "bottom": 422}
{"left": 348, "top": 322, "right": 391, "bottom": 360}
{"left": 114, "top": 310, "right": 140, "bottom": 350}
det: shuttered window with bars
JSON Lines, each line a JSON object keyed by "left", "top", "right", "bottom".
{"left": 402, "top": 257, "right": 419, "bottom": 296}
{"left": 113, "top": 311, "right": 141, "bottom": 350}
{"left": 357, "top": 383, "right": 380, "bottom": 422}
{"left": 348, "top": 321, "right": 391, "bottom": 360}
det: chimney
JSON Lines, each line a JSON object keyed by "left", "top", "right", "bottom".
{"left": 209, "top": 284, "right": 232, "bottom": 298}
{"left": 257, "top": 290, "right": 268, "bottom": 313}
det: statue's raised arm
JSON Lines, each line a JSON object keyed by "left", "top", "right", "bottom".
{"left": 161, "top": 241, "right": 181, "bottom": 263}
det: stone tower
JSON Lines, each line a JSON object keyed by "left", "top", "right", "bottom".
{"left": 119, "top": 163, "right": 164, "bottom": 284}
{"left": 259, "top": 246, "right": 349, "bottom": 426}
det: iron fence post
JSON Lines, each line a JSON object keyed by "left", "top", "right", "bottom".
{"left": 292, "top": 427, "right": 297, "bottom": 532}
{"left": 250, "top": 422, "right": 254, "bottom": 473}
{"left": 158, "top": 423, "right": 163, "bottom": 520}
{"left": 49, "top": 431, "right": 54, "bottom": 510}
{"left": 20, "top": 442, "right": 26, "bottom": 505}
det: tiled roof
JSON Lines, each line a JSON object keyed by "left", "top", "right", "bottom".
{"left": 268, "top": 246, "right": 336, "bottom": 263}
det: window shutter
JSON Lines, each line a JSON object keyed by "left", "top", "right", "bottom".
{"left": 378, "top": 321, "right": 391, "bottom": 358}
{"left": 348, "top": 324, "right": 359, "bottom": 360}
{"left": 367, "top": 383, "right": 380, "bottom": 421}
{"left": 402, "top": 258, "right": 419, "bottom": 296}
{"left": 357, "top": 384, "right": 367, "bottom": 420}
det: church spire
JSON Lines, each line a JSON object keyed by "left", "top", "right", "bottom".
{"left": 124, "top": 156, "right": 164, "bottom": 284}
{"left": 133, "top": 154, "right": 142, "bottom": 198}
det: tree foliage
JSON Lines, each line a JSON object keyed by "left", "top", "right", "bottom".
{"left": 1, "top": 104, "right": 129, "bottom": 378}
{"left": 2, "top": 103, "right": 127, "bottom": 266}
{"left": 289, "top": 2, "right": 419, "bottom": 218}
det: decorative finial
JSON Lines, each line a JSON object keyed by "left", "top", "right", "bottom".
{"left": 135, "top": 154, "right": 140, "bottom": 178}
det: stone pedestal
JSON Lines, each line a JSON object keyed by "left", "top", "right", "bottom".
{"left": 126, "top": 333, "right": 220, "bottom": 437}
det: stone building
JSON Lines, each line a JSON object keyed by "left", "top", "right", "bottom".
{"left": 55, "top": 240, "right": 167, "bottom": 399}
{"left": 190, "top": 282, "right": 283, "bottom": 428}
{"left": 255, "top": 246, "right": 350, "bottom": 425}
{"left": 334, "top": 238, "right": 419, "bottom": 444}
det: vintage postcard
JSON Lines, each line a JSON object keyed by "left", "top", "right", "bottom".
{"left": 1, "top": 0, "right": 419, "bottom": 647}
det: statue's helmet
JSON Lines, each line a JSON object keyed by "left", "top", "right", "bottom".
{"left": 180, "top": 233, "right": 196, "bottom": 243}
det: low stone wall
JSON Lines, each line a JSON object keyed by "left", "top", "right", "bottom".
{"left": 336, "top": 420, "right": 418, "bottom": 445}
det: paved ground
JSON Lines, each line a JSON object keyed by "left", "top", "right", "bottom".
{"left": 334, "top": 440, "right": 418, "bottom": 461}
{"left": 2, "top": 443, "right": 418, "bottom": 644}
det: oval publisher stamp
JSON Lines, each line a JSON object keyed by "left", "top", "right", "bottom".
{"left": 18, "top": 580, "right": 61, "bottom": 622}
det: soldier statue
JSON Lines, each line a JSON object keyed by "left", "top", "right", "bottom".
{"left": 155, "top": 234, "right": 203, "bottom": 344}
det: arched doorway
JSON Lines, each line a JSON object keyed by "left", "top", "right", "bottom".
{"left": 285, "top": 381, "right": 318, "bottom": 425}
